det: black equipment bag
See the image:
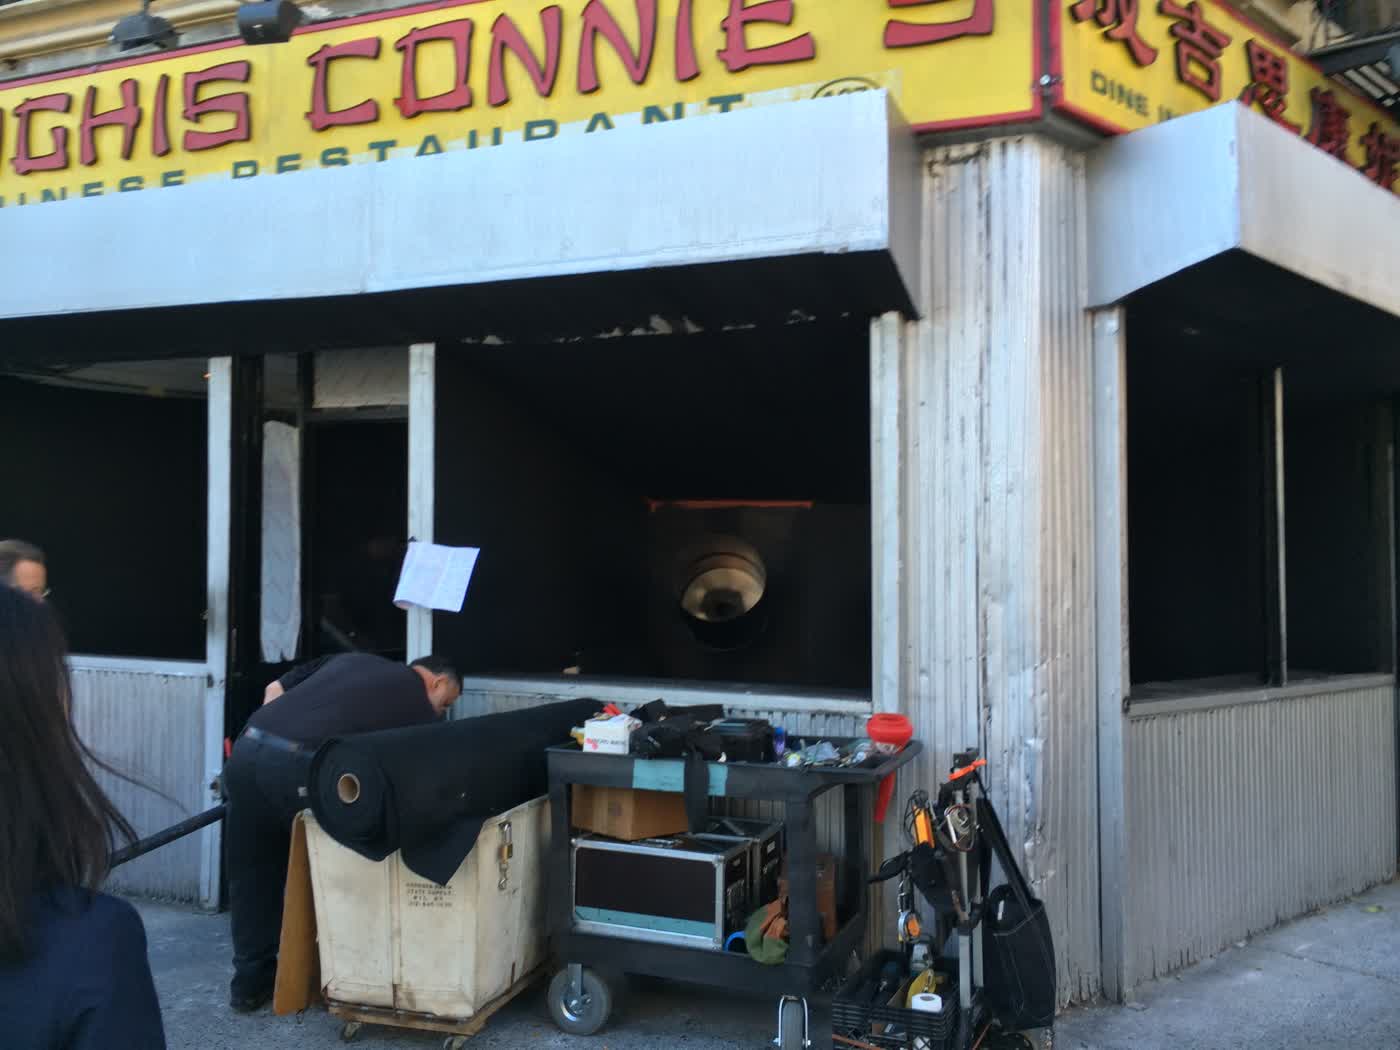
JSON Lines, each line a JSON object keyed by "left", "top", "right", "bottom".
{"left": 977, "top": 796, "right": 1057, "bottom": 1030}
{"left": 708, "top": 718, "right": 776, "bottom": 763}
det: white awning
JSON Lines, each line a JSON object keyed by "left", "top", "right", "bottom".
{"left": 0, "top": 90, "right": 920, "bottom": 360}
{"left": 1086, "top": 101, "right": 1400, "bottom": 320}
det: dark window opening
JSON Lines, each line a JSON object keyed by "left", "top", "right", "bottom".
{"left": 1126, "top": 320, "right": 1272, "bottom": 690}
{"left": 0, "top": 372, "right": 207, "bottom": 660}
{"left": 431, "top": 320, "right": 872, "bottom": 693}
{"left": 1126, "top": 299, "right": 1396, "bottom": 697}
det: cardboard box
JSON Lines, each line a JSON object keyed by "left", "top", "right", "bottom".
{"left": 571, "top": 784, "right": 689, "bottom": 841}
{"left": 582, "top": 714, "right": 639, "bottom": 755}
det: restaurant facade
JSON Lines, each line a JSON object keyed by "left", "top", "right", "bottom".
{"left": 2, "top": 0, "right": 1399, "bottom": 1005}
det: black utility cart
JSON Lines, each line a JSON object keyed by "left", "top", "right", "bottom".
{"left": 544, "top": 738, "right": 922, "bottom": 1050}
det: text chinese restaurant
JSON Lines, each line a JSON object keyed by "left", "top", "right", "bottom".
{"left": 2, "top": 0, "right": 1399, "bottom": 1027}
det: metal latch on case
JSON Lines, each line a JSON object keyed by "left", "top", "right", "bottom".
{"left": 497, "top": 821, "right": 514, "bottom": 890}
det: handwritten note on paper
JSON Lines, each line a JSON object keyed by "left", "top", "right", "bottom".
{"left": 393, "top": 542, "right": 480, "bottom": 613}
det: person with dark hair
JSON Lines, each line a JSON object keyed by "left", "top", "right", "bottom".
{"left": 225, "top": 651, "right": 461, "bottom": 1012}
{"left": 0, "top": 585, "right": 165, "bottom": 1047}
{"left": 0, "top": 538, "right": 48, "bottom": 601}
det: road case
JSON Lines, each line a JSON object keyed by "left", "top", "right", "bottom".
{"left": 571, "top": 833, "right": 751, "bottom": 950}
{"left": 694, "top": 814, "right": 785, "bottom": 908}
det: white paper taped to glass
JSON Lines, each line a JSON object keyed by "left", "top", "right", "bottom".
{"left": 393, "top": 541, "right": 480, "bottom": 612}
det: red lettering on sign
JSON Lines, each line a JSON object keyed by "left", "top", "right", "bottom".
{"left": 884, "top": 0, "right": 993, "bottom": 49}
{"left": 675, "top": 0, "right": 700, "bottom": 81}
{"left": 183, "top": 61, "right": 252, "bottom": 151}
{"left": 488, "top": 8, "right": 564, "bottom": 107}
{"left": 395, "top": 21, "right": 474, "bottom": 118}
{"left": 80, "top": 79, "right": 141, "bottom": 166}
{"left": 12, "top": 94, "right": 72, "bottom": 175}
{"left": 718, "top": 0, "right": 815, "bottom": 73}
{"left": 1304, "top": 87, "right": 1351, "bottom": 160}
{"left": 307, "top": 38, "right": 382, "bottom": 131}
{"left": 1238, "top": 39, "right": 1298, "bottom": 133}
{"left": 1360, "top": 122, "right": 1400, "bottom": 191}
{"left": 1070, "top": 0, "right": 1158, "bottom": 67}
{"left": 578, "top": 0, "right": 657, "bottom": 94}
{"left": 1158, "top": 1, "right": 1230, "bottom": 102}
{"left": 152, "top": 73, "right": 172, "bottom": 157}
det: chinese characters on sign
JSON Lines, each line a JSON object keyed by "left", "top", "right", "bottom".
{"left": 1238, "top": 38, "right": 1299, "bottom": 132}
{"left": 1071, "top": 0, "right": 1158, "bottom": 67}
{"left": 1159, "top": 1, "right": 1230, "bottom": 102}
{"left": 1061, "top": 0, "right": 1400, "bottom": 194}
{"left": 1360, "top": 122, "right": 1400, "bottom": 190}
{"left": 1305, "top": 87, "right": 1351, "bottom": 159}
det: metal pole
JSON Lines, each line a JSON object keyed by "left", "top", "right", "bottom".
{"left": 111, "top": 804, "right": 227, "bottom": 869}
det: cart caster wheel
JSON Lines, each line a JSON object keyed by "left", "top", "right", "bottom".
{"left": 442, "top": 1037, "right": 468, "bottom": 1049}
{"left": 339, "top": 1021, "right": 362, "bottom": 1042}
{"left": 775, "top": 996, "right": 808, "bottom": 1050}
{"left": 548, "top": 966, "right": 611, "bottom": 1036}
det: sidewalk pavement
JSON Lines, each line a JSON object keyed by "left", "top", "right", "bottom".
{"left": 140, "top": 898, "right": 778, "bottom": 1049}
{"left": 141, "top": 877, "right": 1400, "bottom": 1050}
{"left": 1056, "top": 878, "right": 1400, "bottom": 1050}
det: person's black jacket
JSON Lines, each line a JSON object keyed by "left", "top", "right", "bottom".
{"left": 0, "top": 888, "right": 166, "bottom": 1049}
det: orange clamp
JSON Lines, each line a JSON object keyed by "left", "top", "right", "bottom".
{"left": 948, "top": 757, "right": 987, "bottom": 782}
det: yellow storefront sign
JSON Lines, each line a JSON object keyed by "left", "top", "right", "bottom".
{"left": 1056, "top": 0, "right": 1400, "bottom": 196}
{"left": 0, "top": 0, "right": 1037, "bottom": 205}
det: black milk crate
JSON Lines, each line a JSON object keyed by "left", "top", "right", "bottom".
{"left": 832, "top": 950, "right": 959, "bottom": 1050}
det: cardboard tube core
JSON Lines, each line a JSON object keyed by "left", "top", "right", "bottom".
{"left": 337, "top": 773, "right": 361, "bottom": 805}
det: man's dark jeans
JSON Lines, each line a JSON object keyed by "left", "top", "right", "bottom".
{"left": 223, "top": 733, "right": 312, "bottom": 998}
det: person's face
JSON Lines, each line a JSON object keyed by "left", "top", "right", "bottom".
{"left": 11, "top": 560, "right": 48, "bottom": 602}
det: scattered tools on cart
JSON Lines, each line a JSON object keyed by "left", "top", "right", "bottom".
{"left": 546, "top": 709, "right": 924, "bottom": 1050}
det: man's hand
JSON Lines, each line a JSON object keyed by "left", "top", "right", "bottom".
{"left": 262, "top": 681, "right": 285, "bottom": 705}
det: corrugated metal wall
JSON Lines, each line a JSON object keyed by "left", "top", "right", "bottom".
{"left": 70, "top": 659, "right": 209, "bottom": 901}
{"left": 878, "top": 136, "right": 1100, "bottom": 1002}
{"left": 455, "top": 680, "right": 867, "bottom": 861}
{"left": 1125, "top": 682, "right": 1397, "bottom": 987}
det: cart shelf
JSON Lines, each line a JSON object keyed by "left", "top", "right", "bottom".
{"left": 546, "top": 737, "right": 923, "bottom": 803}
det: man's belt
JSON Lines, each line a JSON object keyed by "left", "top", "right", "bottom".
{"left": 242, "top": 725, "right": 310, "bottom": 754}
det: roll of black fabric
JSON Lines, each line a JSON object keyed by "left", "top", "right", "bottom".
{"left": 309, "top": 698, "right": 600, "bottom": 885}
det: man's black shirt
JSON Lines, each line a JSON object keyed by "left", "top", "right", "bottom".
{"left": 246, "top": 652, "right": 437, "bottom": 745}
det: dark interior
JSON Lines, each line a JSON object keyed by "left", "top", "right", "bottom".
{"left": 1283, "top": 396, "right": 1393, "bottom": 677}
{"left": 308, "top": 420, "right": 409, "bottom": 660}
{"left": 0, "top": 375, "right": 207, "bottom": 659}
{"left": 431, "top": 321, "right": 873, "bottom": 693}
{"left": 1127, "top": 252, "right": 1398, "bottom": 691}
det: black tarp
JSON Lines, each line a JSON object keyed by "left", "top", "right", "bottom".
{"left": 307, "top": 698, "right": 600, "bottom": 885}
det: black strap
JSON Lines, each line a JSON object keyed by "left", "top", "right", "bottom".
{"left": 683, "top": 749, "right": 709, "bottom": 832}
{"left": 976, "top": 796, "right": 1037, "bottom": 913}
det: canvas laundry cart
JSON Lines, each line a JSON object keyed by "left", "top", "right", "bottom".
{"left": 276, "top": 796, "right": 550, "bottom": 1048}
